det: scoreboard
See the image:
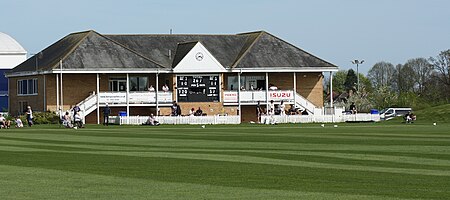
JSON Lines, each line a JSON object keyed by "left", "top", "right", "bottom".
{"left": 177, "top": 75, "right": 220, "bottom": 102}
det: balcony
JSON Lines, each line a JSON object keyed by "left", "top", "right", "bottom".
{"left": 98, "top": 91, "right": 173, "bottom": 105}
{"left": 223, "top": 90, "right": 295, "bottom": 104}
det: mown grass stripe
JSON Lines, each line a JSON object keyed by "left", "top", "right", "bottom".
{"left": 1, "top": 123, "right": 449, "bottom": 199}
{"left": 1, "top": 150, "right": 449, "bottom": 199}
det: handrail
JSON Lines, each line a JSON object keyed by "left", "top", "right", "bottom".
{"left": 294, "top": 92, "right": 317, "bottom": 114}
{"left": 76, "top": 92, "right": 97, "bottom": 107}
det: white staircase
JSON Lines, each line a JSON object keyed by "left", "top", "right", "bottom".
{"left": 76, "top": 92, "right": 98, "bottom": 121}
{"left": 294, "top": 92, "right": 321, "bottom": 115}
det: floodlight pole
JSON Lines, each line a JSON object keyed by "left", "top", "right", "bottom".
{"left": 352, "top": 59, "right": 364, "bottom": 92}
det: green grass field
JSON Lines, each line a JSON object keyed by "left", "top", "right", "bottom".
{"left": 1, "top": 118, "right": 450, "bottom": 199}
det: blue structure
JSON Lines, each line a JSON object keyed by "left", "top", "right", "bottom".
{"left": 0, "top": 69, "right": 8, "bottom": 111}
{"left": 0, "top": 32, "right": 27, "bottom": 112}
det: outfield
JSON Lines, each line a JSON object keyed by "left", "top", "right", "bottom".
{"left": 0, "top": 122, "right": 449, "bottom": 199}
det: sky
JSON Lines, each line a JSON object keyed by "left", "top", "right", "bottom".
{"left": 1, "top": 0, "right": 449, "bottom": 75}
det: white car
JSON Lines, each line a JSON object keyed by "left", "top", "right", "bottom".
{"left": 380, "top": 108, "right": 412, "bottom": 120}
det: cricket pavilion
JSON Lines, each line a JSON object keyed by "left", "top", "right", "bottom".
{"left": 6, "top": 30, "right": 342, "bottom": 124}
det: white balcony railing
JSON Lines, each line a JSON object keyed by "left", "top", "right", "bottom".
{"left": 98, "top": 91, "right": 173, "bottom": 104}
{"left": 224, "top": 90, "right": 294, "bottom": 103}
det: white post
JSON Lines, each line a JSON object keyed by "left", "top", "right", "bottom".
{"left": 96, "top": 73, "right": 100, "bottom": 124}
{"left": 265, "top": 72, "right": 269, "bottom": 110}
{"left": 293, "top": 72, "right": 296, "bottom": 106}
{"left": 126, "top": 73, "right": 130, "bottom": 125}
{"left": 56, "top": 74, "right": 59, "bottom": 114}
{"left": 60, "top": 59, "right": 63, "bottom": 111}
{"left": 43, "top": 75, "right": 46, "bottom": 111}
{"left": 330, "top": 71, "right": 333, "bottom": 108}
{"left": 156, "top": 71, "right": 159, "bottom": 115}
{"left": 237, "top": 71, "right": 241, "bottom": 118}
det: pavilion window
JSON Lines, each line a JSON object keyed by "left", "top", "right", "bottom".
{"left": 17, "top": 79, "right": 38, "bottom": 95}
{"left": 129, "top": 76, "right": 148, "bottom": 91}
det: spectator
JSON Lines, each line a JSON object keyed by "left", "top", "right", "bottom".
{"left": 72, "top": 105, "right": 81, "bottom": 122}
{"left": 302, "top": 110, "right": 309, "bottom": 115}
{"left": 279, "top": 100, "right": 286, "bottom": 116}
{"left": 74, "top": 113, "right": 83, "bottom": 128}
{"left": 103, "top": 103, "right": 111, "bottom": 126}
{"left": 15, "top": 117, "right": 23, "bottom": 128}
{"left": 288, "top": 104, "right": 296, "bottom": 115}
{"left": 26, "top": 106, "right": 33, "bottom": 127}
{"left": 189, "top": 108, "right": 195, "bottom": 116}
{"left": 63, "top": 111, "right": 73, "bottom": 128}
{"left": 268, "top": 100, "right": 275, "bottom": 113}
{"left": 143, "top": 114, "right": 160, "bottom": 126}
{"left": 0, "top": 114, "right": 10, "bottom": 129}
{"left": 195, "top": 107, "right": 203, "bottom": 116}
{"left": 176, "top": 103, "right": 182, "bottom": 116}
{"left": 162, "top": 84, "right": 169, "bottom": 92}
{"left": 404, "top": 112, "right": 417, "bottom": 123}
{"left": 269, "top": 84, "right": 278, "bottom": 90}
{"left": 171, "top": 101, "right": 178, "bottom": 116}
{"left": 349, "top": 102, "right": 357, "bottom": 114}
{"left": 256, "top": 101, "right": 262, "bottom": 122}
{"left": 148, "top": 85, "right": 155, "bottom": 92}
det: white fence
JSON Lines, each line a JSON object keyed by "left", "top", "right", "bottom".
{"left": 112, "top": 115, "right": 241, "bottom": 125}
{"left": 261, "top": 113, "right": 380, "bottom": 124}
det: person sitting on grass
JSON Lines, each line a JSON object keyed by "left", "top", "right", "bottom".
{"left": 404, "top": 112, "right": 417, "bottom": 123}
{"left": 74, "top": 113, "right": 84, "bottom": 128}
{"left": 142, "top": 114, "right": 160, "bottom": 126}
{"left": 63, "top": 112, "right": 73, "bottom": 128}
{"left": 15, "top": 117, "right": 23, "bottom": 128}
{"left": 0, "top": 114, "right": 11, "bottom": 129}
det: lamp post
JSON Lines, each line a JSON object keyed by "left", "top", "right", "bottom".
{"left": 351, "top": 59, "right": 364, "bottom": 92}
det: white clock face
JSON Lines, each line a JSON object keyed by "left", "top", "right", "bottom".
{"left": 195, "top": 52, "right": 204, "bottom": 61}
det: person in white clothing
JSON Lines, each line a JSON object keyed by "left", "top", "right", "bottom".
{"left": 269, "top": 84, "right": 278, "bottom": 90}
{"left": 26, "top": 106, "right": 33, "bottom": 127}
{"left": 279, "top": 100, "right": 286, "bottom": 116}
{"left": 148, "top": 85, "right": 155, "bottom": 92}
{"left": 15, "top": 117, "right": 23, "bottom": 128}
{"left": 0, "top": 114, "right": 9, "bottom": 129}
{"left": 162, "top": 84, "right": 169, "bottom": 92}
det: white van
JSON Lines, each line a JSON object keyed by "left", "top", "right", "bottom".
{"left": 379, "top": 108, "right": 412, "bottom": 120}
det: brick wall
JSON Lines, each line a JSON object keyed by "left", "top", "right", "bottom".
{"left": 269, "top": 72, "right": 294, "bottom": 90}
{"left": 8, "top": 75, "right": 45, "bottom": 115}
{"left": 297, "top": 72, "right": 323, "bottom": 107}
{"left": 174, "top": 102, "right": 233, "bottom": 116}
{"left": 241, "top": 105, "right": 258, "bottom": 122}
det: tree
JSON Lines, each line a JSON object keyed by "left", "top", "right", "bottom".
{"left": 404, "top": 58, "right": 432, "bottom": 94}
{"left": 329, "top": 70, "right": 347, "bottom": 93}
{"left": 344, "top": 69, "right": 357, "bottom": 93}
{"left": 367, "top": 61, "right": 395, "bottom": 89}
{"left": 392, "top": 64, "right": 415, "bottom": 93}
{"left": 368, "top": 86, "right": 397, "bottom": 110}
{"left": 359, "top": 74, "right": 373, "bottom": 94}
{"left": 429, "top": 49, "right": 450, "bottom": 101}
